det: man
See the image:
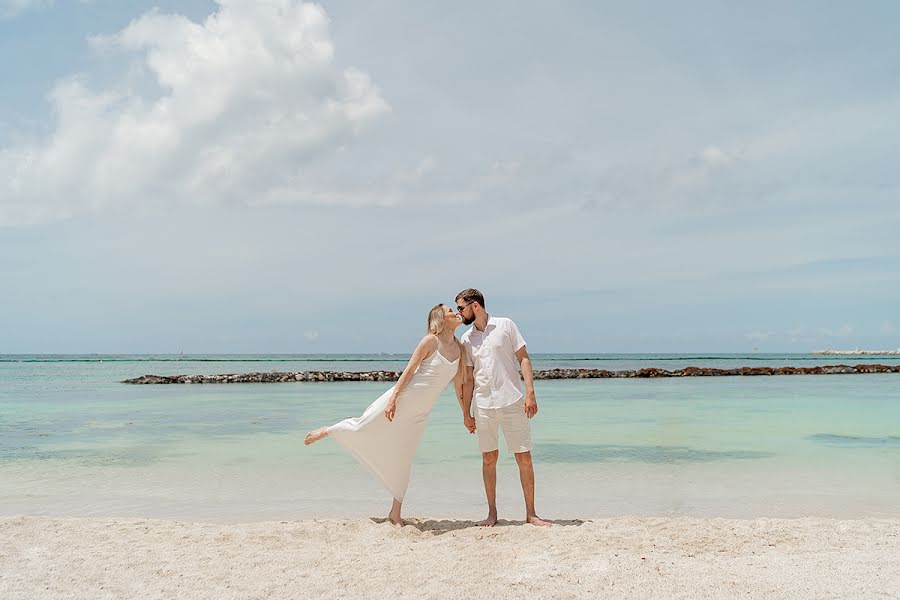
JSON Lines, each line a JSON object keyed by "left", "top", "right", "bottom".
{"left": 456, "top": 288, "right": 551, "bottom": 527}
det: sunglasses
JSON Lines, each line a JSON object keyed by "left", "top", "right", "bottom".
{"left": 456, "top": 301, "right": 474, "bottom": 312}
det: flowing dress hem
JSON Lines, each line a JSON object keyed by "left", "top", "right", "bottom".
{"left": 328, "top": 428, "right": 407, "bottom": 502}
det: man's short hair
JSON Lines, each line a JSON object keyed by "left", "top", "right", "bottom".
{"left": 455, "top": 288, "right": 485, "bottom": 309}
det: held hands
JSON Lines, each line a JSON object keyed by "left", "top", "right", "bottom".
{"left": 384, "top": 395, "right": 398, "bottom": 422}
{"left": 463, "top": 414, "right": 476, "bottom": 434}
{"left": 524, "top": 391, "right": 538, "bottom": 419}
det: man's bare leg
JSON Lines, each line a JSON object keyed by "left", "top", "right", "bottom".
{"left": 514, "top": 451, "right": 551, "bottom": 526}
{"left": 479, "top": 450, "right": 499, "bottom": 526}
{"left": 388, "top": 498, "right": 404, "bottom": 528}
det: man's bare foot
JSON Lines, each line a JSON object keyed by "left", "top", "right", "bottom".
{"left": 478, "top": 514, "right": 498, "bottom": 527}
{"left": 303, "top": 427, "right": 328, "bottom": 445}
{"left": 526, "top": 515, "right": 552, "bottom": 527}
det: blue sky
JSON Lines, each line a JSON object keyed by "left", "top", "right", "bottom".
{"left": 2, "top": 0, "right": 899, "bottom": 353}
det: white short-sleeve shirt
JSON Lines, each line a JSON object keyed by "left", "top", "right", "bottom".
{"left": 461, "top": 315, "right": 527, "bottom": 410}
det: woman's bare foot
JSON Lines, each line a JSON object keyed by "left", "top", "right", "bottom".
{"left": 304, "top": 427, "right": 328, "bottom": 445}
{"left": 388, "top": 499, "right": 404, "bottom": 528}
{"left": 388, "top": 514, "right": 404, "bottom": 528}
{"left": 478, "top": 513, "right": 498, "bottom": 527}
{"left": 526, "top": 515, "right": 552, "bottom": 527}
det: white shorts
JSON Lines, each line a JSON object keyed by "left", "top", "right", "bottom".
{"left": 475, "top": 399, "right": 532, "bottom": 454}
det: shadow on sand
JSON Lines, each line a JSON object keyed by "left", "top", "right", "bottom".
{"left": 370, "top": 517, "right": 587, "bottom": 535}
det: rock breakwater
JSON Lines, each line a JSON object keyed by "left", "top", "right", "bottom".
{"left": 122, "top": 364, "right": 900, "bottom": 384}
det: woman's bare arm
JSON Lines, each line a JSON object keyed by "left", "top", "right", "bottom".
{"left": 384, "top": 335, "right": 438, "bottom": 422}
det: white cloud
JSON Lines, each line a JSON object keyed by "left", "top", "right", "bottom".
{"left": 700, "top": 145, "right": 736, "bottom": 168}
{"left": 790, "top": 324, "right": 854, "bottom": 340}
{"left": 304, "top": 331, "right": 319, "bottom": 342}
{"left": 0, "top": 0, "right": 43, "bottom": 19}
{"left": 745, "top": 330, "right": 775, "bottom": 342}
{"left": 394, "top": 157, "right": 436, "bottom": 185}
{"left": 821, "top": 324, "right": 853, "bottom": 338}
{"left": 880, "top": 321, "right": 896, "bottom": 335}
{"left": 1, "top": 0, "right": 94, "bottom": 20}
{"left": 658, "top": 144, "right": 741, "bottom": 191}
{"left": 752, "top": 324, "right": 857, "bottom": 346}
{"left": 0, "top": 0, "right": 388, "bottom": 226}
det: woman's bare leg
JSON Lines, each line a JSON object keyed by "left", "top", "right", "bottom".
{"left": 303, "top": 427, "right": 329, "bottom": 445}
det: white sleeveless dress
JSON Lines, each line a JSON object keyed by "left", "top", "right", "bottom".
{"left": 327, "top": 349, "right": 459, "bottom": 502}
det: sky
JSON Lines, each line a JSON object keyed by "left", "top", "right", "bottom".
{"left": 2, "top": 0, "right": 899, "bottom": 354}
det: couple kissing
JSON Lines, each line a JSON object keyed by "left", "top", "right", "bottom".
{"left": 305, "top": 288, "right": 550, "bottom": 528}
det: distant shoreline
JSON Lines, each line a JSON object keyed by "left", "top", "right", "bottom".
{"left": 812, "top": 349, "right": 900, "bottom": 355}
{"left": 122, "top": 363, "right": 900, "bottom": 383}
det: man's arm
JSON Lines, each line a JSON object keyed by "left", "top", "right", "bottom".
{"left": 516, "top": 346, "right": 538, "bottom": 418}
{"left": 458, "top": 366, "right": 476, "bottom": 433}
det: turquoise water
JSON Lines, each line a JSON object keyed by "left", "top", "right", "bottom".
{"left": 2, "top": 354, "right": 899, "bottom": 521}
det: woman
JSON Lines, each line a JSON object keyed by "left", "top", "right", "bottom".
{"left": 304, "top": 304, "right": 466, "bottom": 526}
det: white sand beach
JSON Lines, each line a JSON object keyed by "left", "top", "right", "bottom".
{"left": 2, "top": 516, "right": 898, "bottom": 599}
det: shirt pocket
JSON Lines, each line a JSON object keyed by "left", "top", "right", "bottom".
{"left": 483, "top": 328, "right": 508, "bottom": 351}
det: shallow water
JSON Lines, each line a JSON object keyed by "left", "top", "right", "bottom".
{"left": 2, "top": 354, "right": 899, "bottom": 521}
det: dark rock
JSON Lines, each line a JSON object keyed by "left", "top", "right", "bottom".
{"left": 121, "top": 364, "right": 900, "bottom": 384}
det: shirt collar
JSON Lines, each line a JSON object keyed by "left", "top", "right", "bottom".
{"left": 474, "top": 313, "right": 494, "bottom": 333}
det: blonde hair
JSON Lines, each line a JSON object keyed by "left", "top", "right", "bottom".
{"left": 426, "top": 303, "right": 467, "bottom": 384}
{"left": 427, "top": 304, "right": 445, "bottom": 335}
